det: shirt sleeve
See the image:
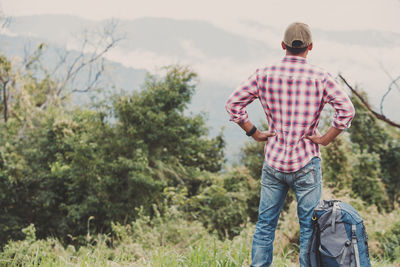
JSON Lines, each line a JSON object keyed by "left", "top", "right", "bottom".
{"left": 225, "top": 69, "right": 260, "bottom": 124}
{"left": 323, "top": 73, "right": 355, "bottom": 130}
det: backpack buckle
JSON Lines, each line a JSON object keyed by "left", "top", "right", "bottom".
{"left": 352, "top": 225, "right": 358, "bottom": 241}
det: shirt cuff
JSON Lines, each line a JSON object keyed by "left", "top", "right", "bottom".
{"left": 229, "top": 116, "right": 249, "bottom": 124}
{"left": 331, "top": 120, "right": 351, "bottom": 130}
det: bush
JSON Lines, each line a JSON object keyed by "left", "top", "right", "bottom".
{"left": 350, "top": 151, "right": 390, "bottom": 211}
{"left": 0, "top": 66, "right": 225, "bottom": 246}
{"left": 380, "top": 221, "right": 400, "bottom": 262}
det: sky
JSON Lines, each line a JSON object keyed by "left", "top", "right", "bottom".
{"left": 1, "top": 0, "right": 400, "bottom": 34}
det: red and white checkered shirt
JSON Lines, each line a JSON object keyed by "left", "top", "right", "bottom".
{"left": 225, "top": 55, "right": 355, "bottom": 172}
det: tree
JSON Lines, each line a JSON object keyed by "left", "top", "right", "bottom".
{"left": 348, "top": 93, "right": 389, "bottom": 154}
{"left": 380, "top": 142, "right": 400, "bottom": 205}
{"left": 320, "top": 136, "right": 352, "bottom": 192}
{"left": 0, "top": 55, "right": 14, "bottom": 122}
{"left": 113, "top": 65, "right": 225, "bottom": 173}
{"left": 350, "top": 151, "right": 389, "bottom": 211}
{"left": 0, "top": 64, "right": 226, "bottom": 245}
{"left": 347, "top": 92, "right": 399, "bottom": 208}
{"left": 339, "top": 75, "right": 400, "bottom": 128}
{"left": 22, "top": 20, "right": 123, "bottom": 105}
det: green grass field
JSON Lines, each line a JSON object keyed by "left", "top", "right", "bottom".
{"left": 1, "top": 188, "right": 400, "bottom": 267}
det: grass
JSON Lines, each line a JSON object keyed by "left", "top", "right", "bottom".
{"left": 2, "top": 226, "right": 400, "bottom": 267}
{"left": 1, "top": 233, "right": 400, "bottom": 266}
{"left": 1, "top": 188, "right": 400, "bottom": 266}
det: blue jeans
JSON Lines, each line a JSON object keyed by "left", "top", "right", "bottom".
{"left": 251, "top": 157, "right": 322, "bottom": 267}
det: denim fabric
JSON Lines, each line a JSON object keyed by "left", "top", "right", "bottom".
{"left": 251, "top": 157, "right": 322, "bottom": 267}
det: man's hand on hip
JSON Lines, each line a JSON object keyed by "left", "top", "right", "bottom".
{"left": 253, "top": 130, "right": 276, "bottom": 142}
{"left": 305, "top": 127, "right": 343, "bottom": 146}
{"left": 238, "top": 120, "right": 276, "bottom": 142}
{"left": 305, "top": 131, "right": 325, "bottom": 145}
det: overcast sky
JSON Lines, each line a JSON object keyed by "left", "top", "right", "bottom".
{"left": 2, "top": 0, "right": 400, "bottom": 34}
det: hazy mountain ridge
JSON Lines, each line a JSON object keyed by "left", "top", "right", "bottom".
{"left": 237, "top": 18, "right": 400, "bottom": 47}
{"left": 7, "top": 15, "right": 273, "bottom": 61}
{"left": 9, "top": 15, "right": 400, "bottom": 60}
{"left": 2, "top": 14, "right": 400, "bottom": 162}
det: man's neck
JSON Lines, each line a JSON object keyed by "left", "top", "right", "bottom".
{"left": 286, "top": 52, "right": 308, "bottom": 58}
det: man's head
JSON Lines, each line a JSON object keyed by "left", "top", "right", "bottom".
{"left": 281, "top": 22, "right": 313, "bottom": 57}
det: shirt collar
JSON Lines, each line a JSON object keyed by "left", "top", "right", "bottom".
{"left": 282, "top": 55, "right": 307, "bottom": 64}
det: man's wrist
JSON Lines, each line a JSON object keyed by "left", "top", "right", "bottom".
{"left": 319, "top": 135, "right": 330, "bottom": 146}
{"left": 246, "top": 125, "right": 257, "bottom": 136}
{"left": 251, "top": 130, "right": 260, "bottom": 139}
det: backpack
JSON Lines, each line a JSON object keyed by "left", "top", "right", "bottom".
{"left": 308, "top": 200, "right": 371, "bottom": 267}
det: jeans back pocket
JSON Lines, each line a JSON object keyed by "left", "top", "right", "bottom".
{"left": 294, "top": 165, "right": 316, "bottom": 186}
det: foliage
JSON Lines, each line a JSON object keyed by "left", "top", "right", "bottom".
{"left": 186, "top": 169, "right": 255, "bottom": 239}
{"left": 348, "top": 93, "right": 400, "bottom": 208}
{"left": 379, "top": 141, "right": 400, "bottom": 205}
{"left": 113, "top": 66, "right": 224, "bottom": 172}
{"left": 350, "top": 150, "right": 390, "bottom": 211}
{"left": 240, "top": 139, "right": 264, "bottom": 179}
{"left": 0, "top": 204, "right": 252, "bottom": 266}
{"left": 1, "top": 187, "right": 400, "bottom": 266}
{"left": 0, "top": 62, "right": 225, "bottom": 245}
{"left": 348, "top": 93, "right": 389, "bottom": 154}
{"left": 320, "top": 135, "right": 352, "bottom": 192}
{"left": 380, "top": 220, "right": 400, "bottom": 261}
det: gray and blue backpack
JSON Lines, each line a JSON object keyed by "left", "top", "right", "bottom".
{"left": 308, "top": 200, "right": 371, "bottom": 267}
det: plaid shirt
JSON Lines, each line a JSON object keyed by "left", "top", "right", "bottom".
{"left": 225, "top": 55, "right": 355, "bottom": 172}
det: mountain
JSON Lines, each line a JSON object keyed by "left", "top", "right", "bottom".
{"left": 8, "top": 15, "right": 275, "bottom": 61}
{"left": 2, "top": 14, "right": 400, "bottom": 163}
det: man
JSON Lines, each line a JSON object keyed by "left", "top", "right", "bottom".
{"left": 225, "top": 22, "right": 355, "bottom": 267}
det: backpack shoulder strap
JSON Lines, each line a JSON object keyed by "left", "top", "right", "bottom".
{"left": 331, "top": 202, "right": 339, "bottom": 233}
{"left": 308, "top": 213, "right": 322, "bottom": 267}
{"left": 351, "top": 224, "right": 361, "bottom": 267}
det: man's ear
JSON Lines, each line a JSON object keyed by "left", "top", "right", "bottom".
{"left": 308, "top": 43, "right": 313, "bottom": 51}
{"left": 281, "top": 41, "right": 287, "bottom": 50}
